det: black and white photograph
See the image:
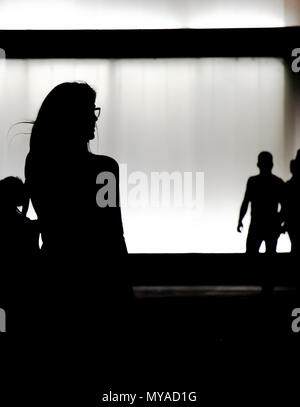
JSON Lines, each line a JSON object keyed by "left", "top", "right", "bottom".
{"left": 0, "top": 1, "right": 299, "bottom": 405}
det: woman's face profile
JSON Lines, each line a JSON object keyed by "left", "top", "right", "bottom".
{"left": 73, "top": 100, "right": 98, "bottom": 142}
{"left": 34, "top": 83, "right": 98, "bottom": 149}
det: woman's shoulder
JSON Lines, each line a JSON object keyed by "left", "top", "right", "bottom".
{"left": 88, "top": 153, "right": 120, "bottom": 172}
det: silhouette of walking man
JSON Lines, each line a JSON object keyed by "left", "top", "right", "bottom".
{"left": 284, "top": 149, "right": 300, "bottom": 254}
{"left": 237, "top": 151, "right": 284, "bottom": 253}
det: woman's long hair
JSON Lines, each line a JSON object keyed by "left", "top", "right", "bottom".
{"left": 29, "top": 81, "right": 96, "bottom": 156}
{"left": 24, "top": 81, "right": 97, "bottom": 215}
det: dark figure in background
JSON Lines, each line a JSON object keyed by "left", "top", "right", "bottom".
{"left": 0, "top": 176, "right": 39, "bottom": 259}
{"left": 0, "top": 176, "right": 39, "bottom": 315}
{"left": 237, "top": 151, "right": 284, "bottom": 253}
{"left": 284, "top": 150, "right": 300, "bottom": 254}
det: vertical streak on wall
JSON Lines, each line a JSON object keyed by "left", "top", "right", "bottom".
{"left": 0, "top": 57, "right": 6, "bottom": 178}
{"left": 284, "top": 0, "right": 300, "bottom": 26}
{"left": 284, "top": 64, "right": 295, "bottom": 165}
{"left": 284, "top": 64, "right": 300, "bottom": 164}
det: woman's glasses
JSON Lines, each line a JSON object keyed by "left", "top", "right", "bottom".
{"left": 94, "top": 107, "right": 101, "bottom": 119}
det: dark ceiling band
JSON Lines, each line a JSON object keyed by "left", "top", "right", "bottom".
{"left": 0, "top": 27, "right": 299, "bottom": 59}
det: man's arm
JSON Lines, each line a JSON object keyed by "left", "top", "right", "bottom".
{"left": 237, "top": 180, "right": 251, "bottom": 232}
{"left": 278, "top": 179, "right": 287, "bottom": 233}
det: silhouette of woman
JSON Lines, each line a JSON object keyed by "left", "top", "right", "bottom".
{"left": 24, "top": 82, "right": 131, "bottom": 327}
{"left": 24, "top": 81, "right": 127, "bottom": 258}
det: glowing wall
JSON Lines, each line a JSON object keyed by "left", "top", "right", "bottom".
{"left": 0, "top": 0, "right": 287, "bottom": 29}
{"left": 0, "top": 58, "right": 293, "bottom": 252}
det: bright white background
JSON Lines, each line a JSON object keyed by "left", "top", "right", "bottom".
{"left": 1, "top": 0, "right": 299, "bottom": 29}
{"left": 0, "top": 58, "right": 294, "bottom": 252}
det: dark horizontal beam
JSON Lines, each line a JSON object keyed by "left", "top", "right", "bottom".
{"left": 128, "top": 253, "right": 300, "bottom": 286}
{"left": 0, "top": 27, "right": 299, "bottom": 59}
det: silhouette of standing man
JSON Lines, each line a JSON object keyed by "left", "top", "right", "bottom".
{"left": 284, "top": 149, "right": 300, "bottom": 254}
{"left": 237, "top": 151, "right": 284, "bottom": 253}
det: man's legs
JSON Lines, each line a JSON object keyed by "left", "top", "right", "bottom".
{"left": 265, "top": 233, "right": 278, "bottom": 254}
{"left": 246, "top": 223, "right": 262, "bottom": 253}
{"left": 288, "top": 228, "right": 300, "bottom": 254}
{"left": 262, "top": 229, "right": 279, "bottom": 297}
